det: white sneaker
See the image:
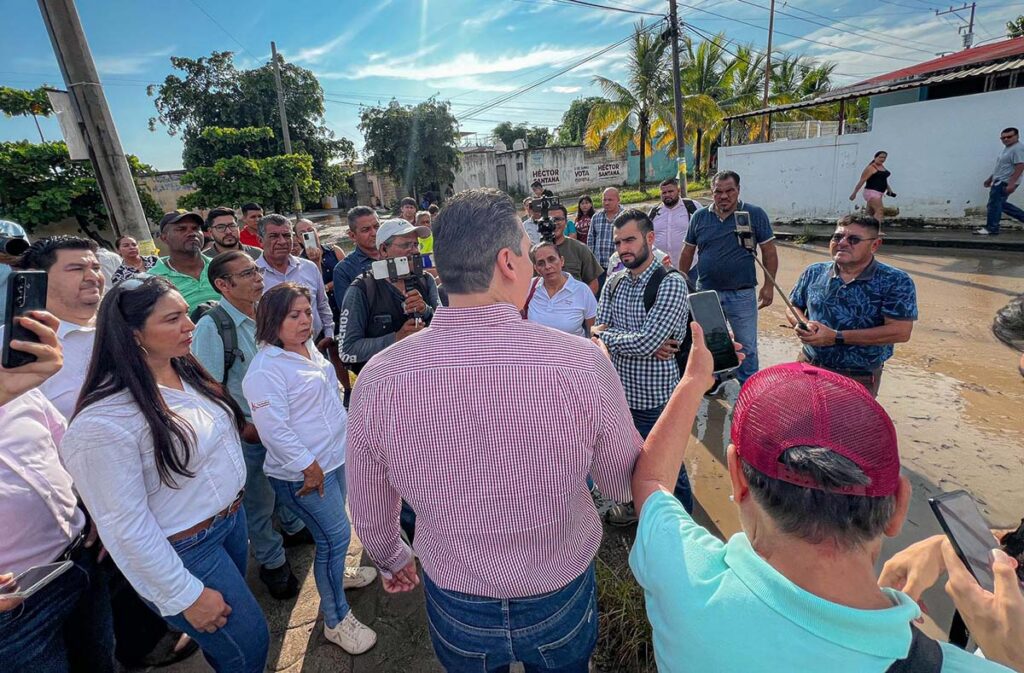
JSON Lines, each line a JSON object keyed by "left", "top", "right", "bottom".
{"left": 324, "top": 612, "right": 377, "bottom": 654}
{"left": 343, "top": 566, "right": 377, "bottom": 589}
{"left": 973, "top": 228, "right": 993, "bottom": 235}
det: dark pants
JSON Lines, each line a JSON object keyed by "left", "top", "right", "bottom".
{"left": 630, "top": 405, "right": 693, "bottom": 514}
{"left": 423, "top": 565, "right": 598, "bottom": 673}
{"left": 798, "top": 352, "right": 883, "bottom": 398}
{"left": 0, "top": 547, "right": 115, "bottom": 673}
{"left": 108, "top": 565, "right": 177, "bottom": 666}
{"left": 986, "top": 182, "right": 1024, "bottom": 234}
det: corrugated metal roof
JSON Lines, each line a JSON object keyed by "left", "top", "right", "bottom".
{"left": 858, "top": 37, "right": 1024, "bottom": 86}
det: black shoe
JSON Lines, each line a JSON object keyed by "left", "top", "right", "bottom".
{"left": 282, "top": 527, "right": 315, "bottom": 548}
{"left": 259, "top": 561, "right": 300, "bottom": 600}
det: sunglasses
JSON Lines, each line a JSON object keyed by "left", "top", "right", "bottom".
{"left": 830, "top": 233, "right": 878, "bottom": 245}
{"left": 118, "top": 273, "right": 155, "bottom": 291}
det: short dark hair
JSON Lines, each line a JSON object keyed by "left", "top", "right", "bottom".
{"left": 205, "top": 206, "right": 237, "bottom": 230}
{"left": 240, "top": 203, "right": 262, "bottom": 216}
{"left": 347, "top": 205, "right": 376, "bottom": 226}
{"left": 837, "top": 213, "right": 881, "bottom": 236}
{"left": 114, "top": 235, "right": 133, "bottom": 248}
{"left": 659, "top": 177, "right": 679, "bottom": 187}
{"left": 207, "top": 251, "right": 251, "bottom": 295}
{"left": 547, "top": 203, "right": 567, "bottom": 220}
{"left": 873, "top": 150, "right": 887, "bottom": 159}
{"left": 712, "top": 170, "right": 741, "bottom": 187}
{"left": 531, "top": 180, "right": 543, "bottom": 189}
{"left": 1002, "top": 127, "right": 1019, "bottom": 136}
{"left": 529, "top": 240, "right": 562, "bottom": 263}
{"left": 612, "top": 208, "right": 653, "bottom": 236}
{"left": 18, "top": 236, "right": 97, "bottom": 272}
{"left": 257, "top": 213, "right": 291, "bottom": 239}
{"left": 434, "top": 188, "right": 524, "bottom": 295}
{"left": 427, "top": 204, "right": 440, "bottom": 215}
{"left": 255, "top": 282, "right": 312, "bottom": 347}
{"left": 400, "top": 197, "right": 417, "bottom": 208}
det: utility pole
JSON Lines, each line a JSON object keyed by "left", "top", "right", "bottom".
{"left": 271, "top": 41, "right": 302, "bottom": 215}
{"left": 761, "top": 0, "right": 776, "bottom": 142}
{"left": 37, "top": 0, "right": 156, "bottom": 253}
{"left": 667, "top": 0, "right": 688, "bottom": 196}
{"left": 936, "top": 3, "right": 976, "bottom": 49}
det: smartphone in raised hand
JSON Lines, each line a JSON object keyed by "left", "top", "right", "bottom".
{"left": 2, "top": 270, "right": 48, "bottom": 369}
{"left": 688, "top": 290, "right": 740, "bottom": 375}
{"left": 929, "top": 490, "right": 999, "bottom": 592}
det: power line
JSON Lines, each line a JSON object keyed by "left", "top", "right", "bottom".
{"left": 185, "top": 0, "right": 262, "bottom": 61}
{"left": 512, "top": 0, "right": 663, "bottom": 17}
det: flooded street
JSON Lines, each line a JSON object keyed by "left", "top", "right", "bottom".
{"left": 687, "top": 242, "right": 1023, "bottom": 634}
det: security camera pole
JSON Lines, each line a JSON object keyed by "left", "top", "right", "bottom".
{"left": 37, "top": 0, "right": 157, "bottom": 255}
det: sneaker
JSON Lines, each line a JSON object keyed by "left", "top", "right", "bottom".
{"left": 343, "top": 566, "right": 378, "bottom": 589}
{"left": 324, "top": 612, "right": 377, "bottom": 654}
{"left": 606, "top": 502, "right": 638, "bottom": 526}
{"left": 705, "top": 379, "right": 725, "bottom": 397}
{"left": 259, "top": 561, "right": 300, "bottom": 600}
{"left": 973, "top": 228, "right": 996, "bottom": 236}
{"left": 282, "top": 527, "right": 315, "bottom": 548}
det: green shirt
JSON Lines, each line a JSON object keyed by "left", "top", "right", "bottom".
{"left": 150, "top": 256, "right": 220, "bottom": 311}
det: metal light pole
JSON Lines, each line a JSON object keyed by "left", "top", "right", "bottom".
{"left": 668, "top": 0, "right": 688, "bottom": 196}
{"left": 271, "top": 41, "right": 303, "bottom": 215}
{"left": 761, "top": 0, "right": 776, "bottom": 142}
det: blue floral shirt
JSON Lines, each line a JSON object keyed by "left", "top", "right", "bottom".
{"left": 790, "top": 258, "right": 917, "bottom": 371}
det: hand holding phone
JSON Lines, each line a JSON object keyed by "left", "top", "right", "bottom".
{"left": 929, "top": 490, "right": 999, "bottom": 592}
{"left": 3, "top": 271, "right": 48, "bottom": 369}
{"left": 0, "top": 561, "right": 72, "bottom": 601}
{"left": 301, "top": 231, "right": 319, "bottom": 253}
{"left": 0, "top": 308, "right": 63, "bottom": 406}
{"left": 688, "top": 291, "right": 741, "bottom": 375}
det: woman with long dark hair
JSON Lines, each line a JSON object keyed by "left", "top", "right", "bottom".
{"left": 575, "top": 195, "right": 596, "bottom": 245}
{"left": 59, "top": 275, "right": 268, "bottom": 673}
{"left": 242, "top": 282, "right": 377, "bottom": 655}
{"left": 111, "top": 235, "right": 159, "bottom": 284}
{"left": 850, "top": 151, "right": 897, "bottom": 223}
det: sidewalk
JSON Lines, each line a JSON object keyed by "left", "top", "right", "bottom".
{"left": 773, "top": 222, "right": 1024, "bottom": 251}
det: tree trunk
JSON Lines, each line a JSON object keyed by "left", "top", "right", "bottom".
{"left": 74, "top": 213, "right": 114, "bottom": 249}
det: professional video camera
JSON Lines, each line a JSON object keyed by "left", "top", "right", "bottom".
{"left": 530, "top": 195, "right": 558, "bottom": 243}
{"left": 0, "top": 220, "right": 30, "bottom": 257}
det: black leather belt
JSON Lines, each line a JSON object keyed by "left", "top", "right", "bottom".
{"left": 55, "top": 529, "right": 88, "bottom": 563}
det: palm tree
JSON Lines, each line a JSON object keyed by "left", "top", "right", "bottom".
{"left": 585, "top": 22, "right": 670, "bottom": 191}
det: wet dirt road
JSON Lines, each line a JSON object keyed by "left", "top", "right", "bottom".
{"left": 687, "top": 242, "right": 1023, "bottom": 634}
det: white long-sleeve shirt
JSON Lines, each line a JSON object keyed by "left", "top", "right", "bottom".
{"left": 242, "top": 343, "right": 347, "bottom": 482}
{"left": 59, "top": 384, "right": 246, "bottom": 616}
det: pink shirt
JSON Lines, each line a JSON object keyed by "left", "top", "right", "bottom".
{"left": 0, "top": 390, "right": 84, "bottom": 576}
{"left": 347, "top": 303, "right": 642, "bottom": 598}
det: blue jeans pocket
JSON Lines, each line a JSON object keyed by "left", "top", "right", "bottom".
{"left": 425, "top": 608, "right": 490, "bottom": 673}
{"left": 536, "top": 584, "right": 598, "bottom": 669}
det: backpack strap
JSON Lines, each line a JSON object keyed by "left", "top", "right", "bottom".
{"left": 355, "top": 272, "right": 378, "bottom": 315}
{"left": 682, "top": 198, "right": 699, "bottom": 216}
{"left": 884, "top": 626, "right": 943, "bottom": 673}
{"left": 648, "top": 204, "right": 661, "bottom": 221}
{"left": 207, "top": 305, "right": 241, "bottom": 384}
{"left": 521, "top": 277, "right": 541, "bottom": 319}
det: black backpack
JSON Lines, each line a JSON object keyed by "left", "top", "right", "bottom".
{"left": 884, "top": 626, "right": 943, "bottom": 673}
{"left": 647, "top": 197, "right": 701, "bottom": 222}
{"left": 605, "top": 265, "right": 695, "bottom": 377}
{"left": 189, "top": 301, "right": 242, "bottom": 383}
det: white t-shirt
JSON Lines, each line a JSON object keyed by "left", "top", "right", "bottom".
{"left": 526, "top": 273, "right": 598, "bottom": 337}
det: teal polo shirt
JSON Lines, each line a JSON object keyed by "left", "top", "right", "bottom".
{"left": 629, "top": 490, "right": 1009, "bottom": 673}
{"left": 150, "top": 256, "right": 219, "bottom": 310}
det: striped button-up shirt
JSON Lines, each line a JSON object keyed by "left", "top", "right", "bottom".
{"left": 586, "top": 208, "right": 620, "bottom": 269}
{"left": 347, "top": 303, "right": 642, "bottom": 598}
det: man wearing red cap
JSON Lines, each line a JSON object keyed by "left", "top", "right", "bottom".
{"left": 627, "top": 354, "right": 1006, "bottom": 672}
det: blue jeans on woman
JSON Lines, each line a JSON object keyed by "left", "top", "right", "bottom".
{"left": 270, "top": 465, "right": 353, "bottom": 628}
{"left": 241, "top": 439, "right": 306, "bottom": 569}
{"left": 160, "top": 507, "right": 269, "bottom": 673}
{"left": 423, "top": 564, "right": 598, "bottom": 673}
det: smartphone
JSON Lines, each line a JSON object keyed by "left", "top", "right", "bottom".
{"left": 0, "top": 561, "right": 72, "bottom": 600}
{"left": 734, "top": 211, "right": 756, "bottom": 252}
{"left": 301, "top": 231, "right": 318, "bottom": 253}
{"left": 2, "top": 270, "right": 48, "bottom": 369}
{"left": 371, "top": 254, "right": 423, "bottom": 282}
{"left": 929, "top": 490, "right": 999, "bottom": 592}
{"left": 688, "top": 290, "right": 740, "bottom": 374}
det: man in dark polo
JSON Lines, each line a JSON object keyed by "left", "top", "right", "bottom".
{"left": 788, "top": 214, "right": 918, "bottom": 396}
{"left": 544, "top": 203, "right": 601, "bottom": 294}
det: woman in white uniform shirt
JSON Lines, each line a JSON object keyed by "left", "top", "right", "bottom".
{"left": 59, "top": 275, "right": 267, "bottom": 673}
{"left": 242, "top": 282, "right": 378, "bottom": 655}
{"left": 525, "top": 241, "right": 597, "bottom": 337}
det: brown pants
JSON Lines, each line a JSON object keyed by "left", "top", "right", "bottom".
{"left": 797, "top": 352, "right": 883, "bottom": 398}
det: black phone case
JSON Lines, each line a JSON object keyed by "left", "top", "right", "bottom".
{"left": 928, "top": 490, "right": 992, "bottom": 590}
{"left": 2, "top": 270, "right": 48, "bottom": 368}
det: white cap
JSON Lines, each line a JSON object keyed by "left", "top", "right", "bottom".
{"left": 376, "top": 218, "right": 431, "bottom": 248}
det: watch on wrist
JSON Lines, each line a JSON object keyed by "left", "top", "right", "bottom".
{"left": 834, "top": 330, "right": 845, "bottom": 345}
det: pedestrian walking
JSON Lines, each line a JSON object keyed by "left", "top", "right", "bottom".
{"left": 976, "top": 127, "right": 1024, "bottom": 236}
{"left": 849, "top": 151, "right": 897, "bottom": 223}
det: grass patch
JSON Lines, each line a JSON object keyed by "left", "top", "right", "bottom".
{"left": 594, "top": 534, "right": 657, "bottom": 673}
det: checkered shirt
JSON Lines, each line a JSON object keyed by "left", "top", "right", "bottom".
{"left": 596, "top": 261, "right": 690, "bottom": 410}
{"left": 587, "top": 209, "right": 617, "bottom": 269}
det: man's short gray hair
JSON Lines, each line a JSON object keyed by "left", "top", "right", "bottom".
{"left": 258, "top": 213, "right": 291, "bottom": 239}
{"left": 347, "top": 205, "right": 376, "bottom": 227}
{"left": 742, "top": 445, "right": 896, "bottom": 549}
{"left": 434, "top": 189, "right": 524, "bottom": 295}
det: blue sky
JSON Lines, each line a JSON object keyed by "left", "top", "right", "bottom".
{"left": 2, "top": 0, "right": 1019, "bottom": 170}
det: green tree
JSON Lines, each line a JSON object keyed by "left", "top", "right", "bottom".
{"left": 1008, "top": 15, "right": 1024, "bottom": 37}
{"left": 492, "top": 121, "right": 551, "bottom": 148}
{"left": 178, "top": 154, "right": 319, "bottom": 213}
{"left": 585, "top": 22, "right": 670, "bottom": 190}
{"left": 181, "top": 126, "right": 277, "bottom": 170}
{"left": 0, "top": 86, "right": 54, "bottom": 143}
{"left": 555, "top": 97, "right": 605, "bottom": 145}
{"left": 359, "top": 97, "right": 460, "bottom": 198}
{"left": 148, "top": 51, "right": 355, "bottom": 199}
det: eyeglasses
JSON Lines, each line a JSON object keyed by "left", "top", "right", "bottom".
{"left": 118, "top": 273, "right": 155, "bottom": 291}
{"left": 830, "top": 233, "right": 878, "bottom": 245}
{"left": 210, "top": 223, "right": 240, "bottom": 232}
{"left": 550, "top": 216, "right": 566, "bottom": 223}
{"left": 221, "top": 267, "right": 264, "bottom": 280}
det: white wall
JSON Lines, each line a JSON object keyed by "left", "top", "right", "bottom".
{"left": 719, "top": 87, "right": 1024, "bottom": 220}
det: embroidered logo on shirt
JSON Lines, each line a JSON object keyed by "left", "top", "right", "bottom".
{"left": 251, "top": 400, "right": 271, "bottom": 410}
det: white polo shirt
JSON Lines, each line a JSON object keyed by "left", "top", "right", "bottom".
{"left": 526, "top": 273, "right": 598, "bottom": 337}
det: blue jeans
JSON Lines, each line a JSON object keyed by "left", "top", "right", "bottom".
{"left": 0, "top": 548, "right": 115, "bottom": 673}
{"left": 631, "top": 406, "right": 693, "bottom": 513}
{"left": 423, "top": 565, "right": 598, "bottom": 673}
{"left": 270, "top": 466, "right": 353, "bottom": 628}
{"left": 241, "top": 439, "right": 305, "bottom": 569}
{"left": 162, "top": 507, "right": 269, "bottom": 673}
{"left": 986, "top": 183, "right": 1024, "bottom": 233}
{"left": 716, "top": 287, "right": 759, "bottom": 383}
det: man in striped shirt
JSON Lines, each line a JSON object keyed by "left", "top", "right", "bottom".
{"left": 347, "top": 188, "right": 642, "bottom": 672}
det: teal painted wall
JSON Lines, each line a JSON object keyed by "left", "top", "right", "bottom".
{"left": 626, "top": 139, "right": 694, "bottom": 184}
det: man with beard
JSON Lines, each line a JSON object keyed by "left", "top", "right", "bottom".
{"left": 203, "top": 207, "right": 262, "bottom": 260}
{"left": 594, "top": 209, "right": 691, "bottom": 519}
{"left": 150, "top": 212, "right": 220, "bottom": 311}
{"left": 649, "top": 178, "right": 694, "bottom": 275}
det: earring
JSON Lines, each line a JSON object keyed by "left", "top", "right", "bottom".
{"left": 728, "top": 494, "right": 735, "bottom": 502}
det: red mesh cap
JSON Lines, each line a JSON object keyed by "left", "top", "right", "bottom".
{"left": 731, "top": 362, "right": 900, "bottom": 497}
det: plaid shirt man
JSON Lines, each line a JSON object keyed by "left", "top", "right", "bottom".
{"left": 587, "top": 209, "right": 619, "bottom": 269}
{"left": 596, "top": 260, "right": 689, "bottom": 410}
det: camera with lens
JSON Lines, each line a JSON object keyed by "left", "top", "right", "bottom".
{"left": 0, "top": 235, "right": 29, "bottom": 256}
{"left": 531, "top": 196, "right": 558, "bottom": 243}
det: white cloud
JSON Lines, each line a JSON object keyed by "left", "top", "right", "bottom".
{"left": 426, "top": 76, "right": 517, "bottom": 92}
{"left": 342, "top": 45, "right": 592, "bottom": 81}
{"left": 549, "top": 85, "right": 582, "bottom": 93}
{"left": 20, "top": 47, "right": 175, "bottom": 76}
{"left": 290, "top": 1, "right": 394, "bottom": 64}
{"left": 461, "top": 5, "right": 516, "bottom": 28}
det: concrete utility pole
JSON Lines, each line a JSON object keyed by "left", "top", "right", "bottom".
{"left": 270, "top": 41, "right": 303, "bottom": 215}
{"left": 37, "top": 0, "right": 156, "bottom": 253}
{"left": 936, "top": 3, "right": 976, "bottom": 49}
{"left": 761, "top": 0, "right": 776, "bottom": 142}
{"left": 667, "top": 0, "right": 689, "bottom": 196}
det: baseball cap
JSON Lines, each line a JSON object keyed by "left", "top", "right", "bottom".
{"left": 158, "top": 211, "right": 204, "bottom": 231}
{"left": 376, "top": 218, "right": 430, "bottom": 248}
{"left": 731, "top": 362, "right": 900, "bottom": 497}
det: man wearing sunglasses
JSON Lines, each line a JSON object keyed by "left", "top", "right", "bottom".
{"left": 787, "top": 214, "right": 917, "bottom": 396}
{"left": 976, "top": 127, "right": 1024, "bottom": 236}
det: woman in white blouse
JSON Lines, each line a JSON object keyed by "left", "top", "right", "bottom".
{"left": 524, "top": 241, "right": 597, "bottom": 338}
{"left": 242, "top": 282, "right": 377, "bottom": 655}
{"left": 59, "top": 275, "right": 267, "bottom": 673}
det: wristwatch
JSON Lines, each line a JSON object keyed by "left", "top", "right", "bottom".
{"left": 834, "top": 330, "right": 845, "bottom": 346}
